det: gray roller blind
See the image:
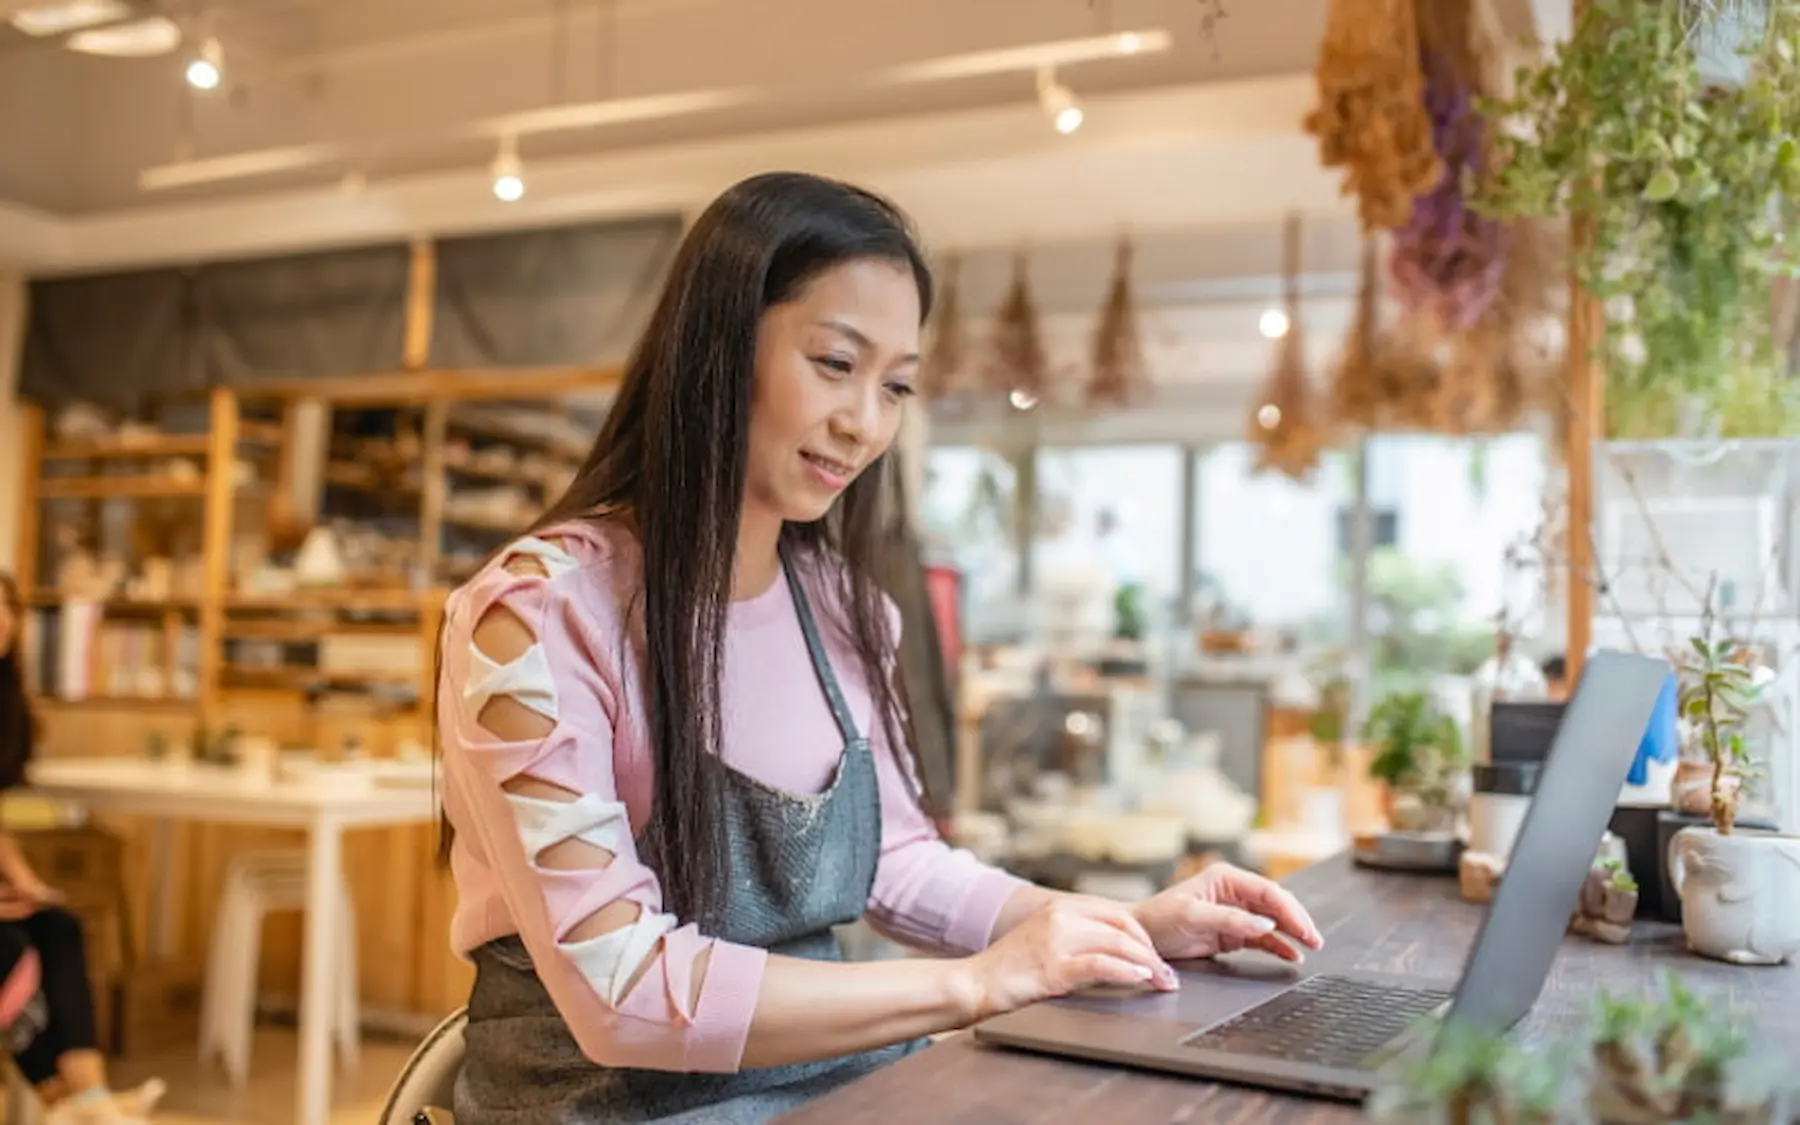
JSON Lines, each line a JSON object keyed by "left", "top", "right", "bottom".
{"left": 19, "top": 267, "right": 198, "bottom": 411}
{"left": 430, "top": 214, "right": 681, "bottom": 369}
{"left": 196, "top": 242, "right": 411, "bottom": 382}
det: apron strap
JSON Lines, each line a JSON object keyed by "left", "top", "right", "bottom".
{"left": 781, "top": 545, "right": 864, "bottom": 748}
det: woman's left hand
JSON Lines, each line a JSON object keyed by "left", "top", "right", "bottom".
{"left": 1131, "top": 863, "right": 1325, "bottom": 963}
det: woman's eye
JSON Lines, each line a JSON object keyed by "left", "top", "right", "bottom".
{"left": 884, "top": 381, "right": 916, "bottom": 399}
{"left": 813, "top": 355, "right": 854, "bottom": 375}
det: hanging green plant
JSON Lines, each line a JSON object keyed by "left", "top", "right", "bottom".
{"left": 1473, "top": 0, "right": 1800, "bottom": 439}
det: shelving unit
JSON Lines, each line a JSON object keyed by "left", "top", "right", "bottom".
{"left": 12, "top": 368, "right": 616, "bottom": 1019}
{"left": 17, "top": 372, "right": 612, "bottom": 721}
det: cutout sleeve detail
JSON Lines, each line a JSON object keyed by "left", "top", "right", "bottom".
{"left": 438, "top": 531, "right": 768, "bottom": 1073}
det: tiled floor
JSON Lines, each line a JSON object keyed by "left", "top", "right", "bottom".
{"left": 106, "top": 1029, "right": 415, "bottom": 1125}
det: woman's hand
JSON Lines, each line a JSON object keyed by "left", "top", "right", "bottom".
{"left": 959, "top": 896, "right": 1177, "bottom": 1021}
{"left": 1132, "top": 862, "right": 1324, "bottom": 963}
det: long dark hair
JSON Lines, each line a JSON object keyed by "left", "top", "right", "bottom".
{"left": 445, "top": 172, "right": 937, "bottom": 924}
{"left": 0, "top": 573, "right": 34, "bottom": 793}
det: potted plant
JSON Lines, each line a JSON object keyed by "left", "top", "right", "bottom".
{"left": 1307, "top": 670, "right": 1354, "bottom": 780}
{"left": 1572, "top": 858, "right": 1639, "bottom": 944}
{"left": 1367, "top": 1019, "right": 1571, "bottom": 1125}
{"left": 1475, "top": 0, "right": 1800, "bottom": 439}
{"left": 1668, "top": 631, "right": 1800, "bottom": 964}
{"left": 1587, "top": 970, "right": 1790, "bottom": 1124}
{"left": 1364, "top": 689, "right": 1469, "bottom": 833}
{"left": 1371, "top": 971, "right": 1793, "bottom": 1125}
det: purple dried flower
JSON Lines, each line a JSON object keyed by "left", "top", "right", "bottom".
{"left": 1388, "top": 51, "right": 1509, "bottom": 329}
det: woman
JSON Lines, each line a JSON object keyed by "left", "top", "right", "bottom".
{"left": 0, "top": 573, "right": 164, "bottom": 1124}
{"left": 436, "top": 171, "right": 1323, "bottom": 1124}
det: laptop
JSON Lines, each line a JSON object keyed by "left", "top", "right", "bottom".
{"left": 973, "top": 649, "right": 1671, "bottom": 1102}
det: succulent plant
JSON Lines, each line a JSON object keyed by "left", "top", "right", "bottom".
{"left": 1371, "top": 970, "right": 1792, "bottom": 1125}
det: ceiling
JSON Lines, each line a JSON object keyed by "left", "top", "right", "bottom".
{"left": 0, "top": 0, "right": 1329, "bottom": 214}
{"left": 0, "top": 0, "right": 1558, "bottom": 303}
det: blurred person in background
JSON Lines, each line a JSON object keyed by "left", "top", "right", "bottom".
{"left": 0, "top": 573, "right": 164, "bottom": 1125}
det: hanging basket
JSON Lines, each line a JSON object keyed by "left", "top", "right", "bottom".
{"left": 1251, "top": 214, "right": 1328, "bottom": 480}
{"left": 1088, "top": 235, "right": 1153, "bottom": 407}
{"left": 982, "top": 251, "right": 1052, "bottom": 404}
{"left": 921, "top": 252, "right": 967, "bottom": 400}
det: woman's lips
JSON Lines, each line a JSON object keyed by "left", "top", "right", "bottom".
{"left": 801, "top": 450, "right": 853, "bottom": 490}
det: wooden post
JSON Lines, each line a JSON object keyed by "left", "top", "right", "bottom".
{"left": 403, "top": 238, "right": 436, "bottom": 372}
{"left": 1564, "top": 0, "right": 1602, "bottom": 683}
{"left": 198, "top": 385, "right": 239, "bottom": 728}
{"left": 15, "top": 404, "right": 44, "bottom": 599}
{"left": 419, "top": 399, "right": 448, "bottom": 584}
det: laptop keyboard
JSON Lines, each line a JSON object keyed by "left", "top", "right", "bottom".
{"left": 1184, "top": 974, "right": 1453, "bottom": 1069}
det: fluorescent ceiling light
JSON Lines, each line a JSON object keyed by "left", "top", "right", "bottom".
{"left": 880, "top": 29, "right": 1171, "bottom": 84}
{"left": 138, "top": 142, "right": 343, "bottom": 191}
{"left": 476, "top": 87, "right": 754, "bottom": 138}
{"left": 7, "top": 0, "right": 127, "bottom": 36}
{"left": 140, "top": 88, "right": 756, "bottom": 191}
{"left": 67, "top": 15, "right": 180, "bottom": 56}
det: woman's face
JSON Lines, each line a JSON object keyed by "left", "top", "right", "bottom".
{"left": 745, "top": 256, "right": 920, "bottom": 525}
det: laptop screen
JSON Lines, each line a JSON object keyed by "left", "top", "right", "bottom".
{"left": 1444, "top": 650, "right": 1672, "bottom": 1033}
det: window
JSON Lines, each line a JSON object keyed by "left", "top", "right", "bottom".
{"left": 1031, "top": 445, "right": 1185, "bottom": 606}
{"left": 1193, "top": 443, "right": 1353, "bottom": 640}
{"left": 921, "top": 446, "right": 1024, "bottom": 643}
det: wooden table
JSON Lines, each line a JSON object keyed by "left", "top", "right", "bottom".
{"left": 776, "top": 853, "right": 1800, "bottom": 1125}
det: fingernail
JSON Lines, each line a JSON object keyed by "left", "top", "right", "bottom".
{"left": 1250, "top": 916, "right": 1277, "bottom": 934}
{"left": 1158, "top": 965, "right": 1180, "bottom": 989}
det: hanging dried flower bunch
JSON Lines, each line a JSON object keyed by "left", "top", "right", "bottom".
{"left": 1429, "top": 216, "right": 1561, "bottom": 434}
{"left": 983, "top": 251, "right": 1051, "bottom": 404}
{"left": 1088, "top": 235, "right": 1153, "bottom": 407}
{"left": 1332, "top": 223, "right": 1560, "bottom": 435}
{"left": 1304, "top": 0, "right": 1442, "bottom": 231}
{"left": 1252, "top": 214, "right": 1327, "bottom": 479}
{"left": 1386, "top": 0, "right": 1508, "bottom": 333}
{"left": 920, "top": 252, "right": 967, "bottom": 400}
{"left": 1331, "top": 235, "right": 1438, "bottom": 430}
{"left": 1323, "top": 0, "right": 1560, "bottom": 436}
{"left": 1387, "top": 57, "right": 1509, "bottom": 331}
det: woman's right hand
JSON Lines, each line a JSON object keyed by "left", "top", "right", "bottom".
{"left": 958, "top": 896, "right": 1178, "bottom": 1022}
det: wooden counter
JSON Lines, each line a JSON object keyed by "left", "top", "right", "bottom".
{"left": 775, "top": 853, "right": 1800, "bottom": 1125}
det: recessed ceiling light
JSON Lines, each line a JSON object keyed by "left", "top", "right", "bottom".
{"left": 8, "top": 0, "right": 128, "bottom": 37}
{"left": 66, "top": 15, "right": 181, "bottom": 56}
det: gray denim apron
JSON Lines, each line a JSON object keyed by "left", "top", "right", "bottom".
{"left": 454, "top": 556, "right": 924, "bottom": 1124}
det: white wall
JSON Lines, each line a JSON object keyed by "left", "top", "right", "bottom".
{"left": 0, "top": 272, "right": 22, "bottom": 575}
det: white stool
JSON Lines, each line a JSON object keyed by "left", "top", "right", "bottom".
{"left": 197, "top": 850, "right": 360, "bottom": 1088}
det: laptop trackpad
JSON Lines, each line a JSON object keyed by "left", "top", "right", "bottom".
{"left": 1051, "top": 954, "right": 1305, "bottom": 1026}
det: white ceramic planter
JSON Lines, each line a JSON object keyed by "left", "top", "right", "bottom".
{"left": 1669, "top": 825, "right": 1800, "bottom": 965}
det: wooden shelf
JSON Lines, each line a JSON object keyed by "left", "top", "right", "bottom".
{"left": 41, "top": 435, "right": 211, "bottom": 460}
{"left": 221, "top": 618, "right": 422, "bottom": 642}
{"left": 443, "top": 461, "right": 553, "bottom": 489}
{"left": 324, "top": 462, "right": 422, "bottom": 494}
{"left": 227, "top": 589, "right": 426, "bottom": 614}
{"left": 29, "top": 695, "right": 198, "bottom": 710}
{"left": 27, "top": 593, "right": 201, "bottom": 613}
{"left": 446, "top": 410, "right": 587, "bottom": 459}
{"left": 37, "top": 476, "right": 208, "bottom": 499}
{"left": 442, "top": 512, "right": 526, "bottom": 535}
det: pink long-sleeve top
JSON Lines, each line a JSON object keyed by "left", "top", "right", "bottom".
{"left": 437, "top": 519, "right": 1025, "bottom": 1075}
